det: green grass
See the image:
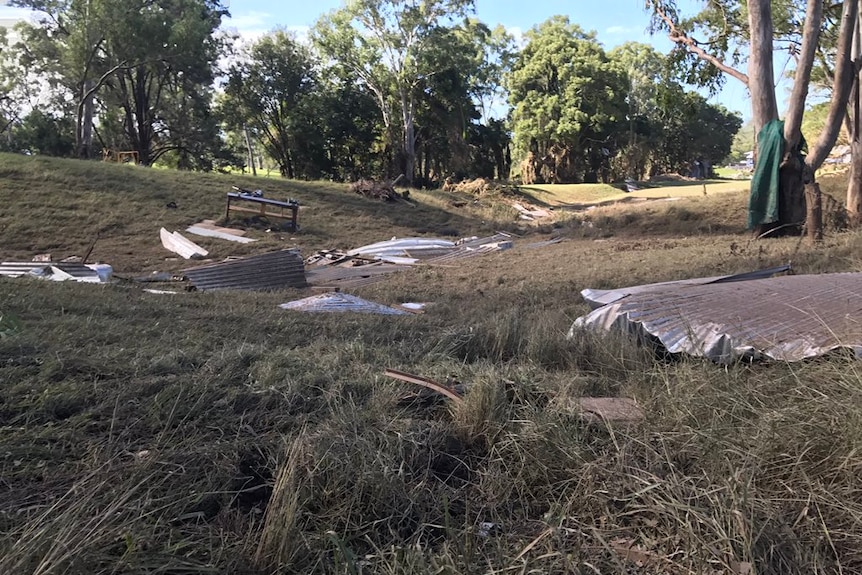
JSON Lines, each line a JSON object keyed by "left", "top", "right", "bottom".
{"left": 1, "top": 154, "right": 862, "bottom": 574}
{"left": 520, "top": 179, "right": 750, "bottom": 208}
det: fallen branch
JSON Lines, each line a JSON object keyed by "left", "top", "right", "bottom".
{"left": 383, "top": 368, "right": 464, "bottom": 403}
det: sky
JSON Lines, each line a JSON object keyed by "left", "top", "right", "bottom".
{"left": 0, "top": 0, "right": 764, "bottom": 121}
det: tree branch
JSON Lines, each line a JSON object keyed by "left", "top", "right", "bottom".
{"left": 807, "top": 0, "right": 858, "bottom": 170}
{"left": 651, "top": 2, "right": 749, "bottom": 85}
{"left": 784, "top": 0, "right": 824, "bottom": 149}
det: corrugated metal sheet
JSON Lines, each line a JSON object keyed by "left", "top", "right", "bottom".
{"left": 572, "top": 272, "right": 862, "bottom": 363}
{"left": 280, "top": 292, "right": 409, "bottom": 315}
{"left": 0, "top": 262, "right": 103, "bottom": 282}
{"left": 183, "top": 249, "right": 307, "bottom": 291}
{"left": 581, "top": 264, "right": 792, "bottom": 309}
{"left": 305, "top": 262, "right": 408, "bottom": 288}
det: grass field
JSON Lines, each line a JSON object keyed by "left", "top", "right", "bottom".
{"left": 520, "top": 178, "right": 751, "bottom": 208}
{"left": 1, "top": 154, "right": 862, "bottom": 574}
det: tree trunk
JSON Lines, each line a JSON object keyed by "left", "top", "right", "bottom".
{"left": 849, "top": 140, "right": 862, "bottom": 223}
{"left": 747, "top": 0, "right": 779, "bottom": 133}
{"left": 400, "top": 89, "right": 416, "bottom": 185}
{"left": 847, "top": 6, "right": 862, "bottom": 224}
{"left": 244, "top": 124, "right": 257, "bottom": 176}
{"left": 806, "top": 182, "right": 823, "bottom": 241}
{"left": 78, "top": 79, "right": 95, "bottom": 159}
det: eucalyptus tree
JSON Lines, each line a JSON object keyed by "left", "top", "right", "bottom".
{"left": 313, "top": 0, "right": 474, "bottom": 184}
{"left": 11, "top": 0, "right": 228, "bottom": 164}
{"left": 646, "top": 0, "right": 858, "bottom": 238}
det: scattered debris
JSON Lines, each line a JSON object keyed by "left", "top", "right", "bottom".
{"left": 186, "top": 220, "right": 257, "bottom": 244}
{"left": 160, "top": 228, "right": 209, "bottom": 260}
{"left": 577, "top": 397, "right": 644, "bottom": 424}
{"left": 573, "top": 272, "right": 862, "bottom": 363}
{"left": 347, "top": 238, "right": 457, "bottom": 259}
{"left": 304, "top": 234, "right": 513, "bottom": 289}
{"left": 32, "top": 254, "right": 52, "bottom": 262}
{"left": 0, "top": 262, "right": 111, "bottom": 283}
{"left": 133, "top": 271, "right": 185, "bottom": 283}
{"left": 396, "top": 302, "right": 429, "bottom": 314}
{"left": 384, "top": 369, "right": 465, "bottom": 404}
{"left": 281, "top": 292, "right": 409, "bottom": 315}
{"left": 522, "top": 237, "right": 565, "bottom": 249}
{"left": 143, "top": 289, "right": 179, "bottom": 295}
{"left": 183, "top": 249, "right": 307, "bottom": 291}
{"left": 513, "top": 202, "right": 552, "bottom": 220}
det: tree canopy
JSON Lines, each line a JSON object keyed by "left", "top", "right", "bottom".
{"left": 0, "top": 0, "right": 745, "bottom": 186}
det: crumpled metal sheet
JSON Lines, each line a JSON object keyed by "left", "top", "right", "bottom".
{"left": 572, "top": 272, "right": 862, "bottom": 363}
{"left": 581, "top": 264, "right": 792, "bottom": 310}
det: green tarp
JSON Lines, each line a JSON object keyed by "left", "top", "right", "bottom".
{"left": 748, "top": 119, "right": 785, "bottom": 229}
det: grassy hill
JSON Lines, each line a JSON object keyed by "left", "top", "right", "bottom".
{"left": 1, "top": 154, "right": 862, "bottom": 574}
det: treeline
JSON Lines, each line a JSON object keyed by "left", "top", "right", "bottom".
{"left": 0, "top": 0, "right": 740, "bottom": 185}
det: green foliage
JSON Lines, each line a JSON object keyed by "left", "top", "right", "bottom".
{"left": 507, "top": 16, "right": 627, "bottom": 183}
{"left": 3, "top": 109, "right": 75, "bottom": 156}
{"left": 221, "top": 30, "right": 321, "bottom": 179}
{"left": 8, "top": 0, "right": 229, "bottom": 163}
{"left": 313, "top": 0, "right": 476, "bottom": 182}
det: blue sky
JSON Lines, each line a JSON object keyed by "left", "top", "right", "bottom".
{"left": 0, "top": 0, "right": 759, "bottom": 120}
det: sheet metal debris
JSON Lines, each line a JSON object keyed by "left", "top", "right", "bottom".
{"left": 0, "top": 262, "right": 110, "bottom": 283}
{"left": 581, "top": 264, "right": 792, "bottom": 310}
{"left": 186, "top": 220, "right": 257, "bottom": 244}
{"left": 183, "top": 249, "right": 307, "bottom": 291}
{"left": 160, "top": 228, "right": 209, "bottom": 259}
{"left": 573, "top": 272, "right": 862, "bottom": 363}
{"left": 304, "top": 234, "right": 512, "bottom": 289}
{"left": 280, "top": 292, "right": 409, "bottom": 315}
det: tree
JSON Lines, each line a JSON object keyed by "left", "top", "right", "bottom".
{"left": 647, "top": 0, "right": 858, "bottom": 239}
{"left": 313, "top": 0, "right": 473, "bottom": 185}
{"left": 507, "top": 16, "right": 628, "bottom": 184}
{"left": 12, "top": 0, "right": 229, "bottom": 165}
{"left": 221, "top": 30, "right": 319, "bottom": 179}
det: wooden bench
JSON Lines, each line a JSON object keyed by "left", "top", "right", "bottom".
{"left": 225, "top": 190, "right": 299, "bottom": 231}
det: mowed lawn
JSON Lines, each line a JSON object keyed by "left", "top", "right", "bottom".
{"left": 520, "top": 178, "right": 751, "bottom": 207}
{"left": 2, "top": 154, "right": 862, "bottom": 575}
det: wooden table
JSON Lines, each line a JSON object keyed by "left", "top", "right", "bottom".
{"left": 225, "top": 192, "right": 299, "bottom": 231}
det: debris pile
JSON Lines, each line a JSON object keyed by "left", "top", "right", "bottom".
{"left": 349, "top": 179, "right": 405, "bottom": 201}
{"left": 0, "top": 262, "right": 111, "bottom": 283}
{"left": 304, "top": 234, "right": 513, "bottom": 290}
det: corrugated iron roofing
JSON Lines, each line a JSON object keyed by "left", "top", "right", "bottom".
{"left": 0, "top": 262, "right": 101, "bottom": 281}
{"left": 305, "top": 263, "right": 408, "bottom": 288}
{"left": 572, "top": 272, "right": 862, "bottom": 363}
{"left": 183, "top": 249, "right": 307, "bottom": 291}
{"left": 581, "top": 264, "right": 792, "bottom": 309}
{"left": 280, "top": 292, "right": 409, "bottom": 315}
